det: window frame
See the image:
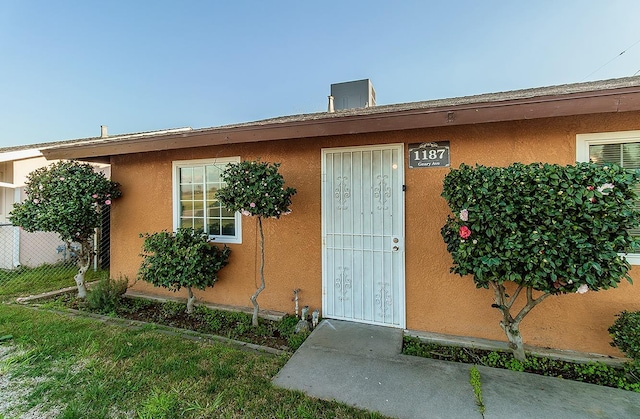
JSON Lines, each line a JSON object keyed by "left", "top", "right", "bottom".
{"left": 172, "top": 157, "right": 242, "bottom": 244}
{"left": 576, "top": 130, "right": 640, "bottom": 265}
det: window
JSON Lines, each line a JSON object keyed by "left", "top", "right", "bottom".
{"left": 172, "top": 157, "right": 241, "bottom": 244}
{"left": 577, "top": 130, "right": 640, "bottom": 264}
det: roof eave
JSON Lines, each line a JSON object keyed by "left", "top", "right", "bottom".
{"left": 41, "top": 85, "right": 640, "bottom": 161}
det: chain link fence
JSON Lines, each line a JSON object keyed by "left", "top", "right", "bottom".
{"left": 0, "top": 207, "right": 111, "bottom": 299}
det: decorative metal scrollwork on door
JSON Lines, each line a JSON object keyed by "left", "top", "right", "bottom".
{"left": 373, "top": 175, "right": 391, "bottom": 210}
{"left": 375, "top": 281, "right": 393, "bottom": 313}
{"left": 335, "top": 266, "right": 351, "bottom": 302}
{"left": 334, "top": 176, "right": 351, "bottom": 210}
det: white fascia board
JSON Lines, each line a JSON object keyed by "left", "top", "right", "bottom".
{"left": 0, "top": 149, "right": 42, "bottom": 163}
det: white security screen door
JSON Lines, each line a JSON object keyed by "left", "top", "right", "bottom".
{"left": 322, "top": 144, "right": 405, "bottom": 327}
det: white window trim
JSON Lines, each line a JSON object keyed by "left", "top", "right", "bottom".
{"left": 172, "top": 157, "right": 242, "bottom": 244}
{"left": 576, "top": 130, "right": 640, "bottom": 265}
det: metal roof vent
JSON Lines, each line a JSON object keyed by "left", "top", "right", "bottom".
{"left": 330, "top": 79, "right": 376, "bottom": 111}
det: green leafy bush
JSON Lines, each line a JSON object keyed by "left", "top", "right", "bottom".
{"left": 440, "top": 162, "right": 640, "bottom": 359}
{"left": 275, "top": 314, "right": 310, "bottom": 350}
{"left": 216, "top": 160, "right": 296, "bottom": 326}
{"left": 10, "top": 161, "right": 121, "bottom": 298}
{"left": 216, "top": 160, "right": 296, "bottom": 219}
{"left": 442, "top": 162, "right": 640, "bottom": 293}
{"left": 138, "top": 228, "right": 231, "bottom": 313}
{"left": 277, "top": 314, "right": 300, "bottom": 336}
{"left": 87, "top": 276, "right": 128, "bottom": 313}
{"left": 609, "top": 310, "right": 640, "bottom": 361}
{"left": 286, "top": 331, "right": 310, "bottom": 351}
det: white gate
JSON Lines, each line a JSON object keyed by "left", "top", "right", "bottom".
{"left": 322, "top": 144, "right": 405, "bottom": 327}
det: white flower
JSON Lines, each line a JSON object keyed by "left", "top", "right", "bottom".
{"left": 597, "top": 183, "right": 614, "bottom": 195}
{"left": 459, "top": 209, "right": 469, "bottom": 221}
{"left": 241, "top": 210, "right": 251, "bottom": 216}
{"left": 576, "top": 284, "right": 589, "bottom": 294}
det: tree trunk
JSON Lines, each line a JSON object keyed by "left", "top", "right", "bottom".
{"left": 74, "top": 240, "right": 92, "bottom": 299}
{"left": 251, "top": 216, "right": 266, "bottom": 327}
{"left": 186, "top": 286, "right": 196, "bottom": 314}
{"left": 74, "top": 264, "right": 89, "bottom": 299}
{"left": 489, "top": 281, "right": 551, "bottom": 362}
{"left": 500, "top": 318, "right": 525, "bottom": 361}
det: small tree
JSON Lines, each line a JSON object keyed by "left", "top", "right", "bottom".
{"left": 441, "top": 162, "right": 640, "bottom": 360}
{"left": 10, "top": 161, "right": 121, "bottom": 298}
{"left": 216, "top": 160, "right": 296, "bottom": 326}
{"left": 138, "top": 229, "right": 231, "bottom": 313}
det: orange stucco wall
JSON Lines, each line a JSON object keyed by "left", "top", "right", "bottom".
{"left": 110, "top": 112, "right": 640, "bottom": 357}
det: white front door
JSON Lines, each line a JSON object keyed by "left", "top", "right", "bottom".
{"left": 322, "top": 144, "right": 405, "bottom": 328}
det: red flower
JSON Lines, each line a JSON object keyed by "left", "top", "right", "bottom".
{"left": 459, "top": 226, "right": 471, "bottom": 239}
{"left": 586, "top": 186, "right": 594, "bottom": 191}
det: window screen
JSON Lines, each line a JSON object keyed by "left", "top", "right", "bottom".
{"left": 589, "top": 142, "right": 640, "bottom": 237}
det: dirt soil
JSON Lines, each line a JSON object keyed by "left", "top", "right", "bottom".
{"left": 51, "top": 293, "right": 293, "bottom": 350}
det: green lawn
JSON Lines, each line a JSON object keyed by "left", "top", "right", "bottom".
{"left": 0, "top": 265, "right": 105, "bottom": 302}
{"left": 0, "top": 304, "right": 387, "bottom": 418}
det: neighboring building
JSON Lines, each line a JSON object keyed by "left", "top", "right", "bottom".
{"left": 0, "top": 127, "right": 191, "bottom": 270}
{"left": 0, "top": 147, "right": 72, "bottom": 269}
{"left": 43, "top": 77, "right": 640, "bottom": 357}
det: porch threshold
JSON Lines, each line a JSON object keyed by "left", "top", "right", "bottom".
{"left": 404, "top": 329, "right": 629, "bottom": 367}
{"left": 124, "top": 291, "right": 286, "bottom": 322}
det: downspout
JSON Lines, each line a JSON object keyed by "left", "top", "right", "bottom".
{"left": 93, "top": 228, "right": 98, "bottom": 272}
{"left": 13, "top": 187, "right": 20, "bottom": 268}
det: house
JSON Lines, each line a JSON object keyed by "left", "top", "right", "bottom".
{"left": 42, "top": 76, "right": 640, "bottom": 357}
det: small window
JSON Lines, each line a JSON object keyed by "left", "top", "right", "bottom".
{"left": 172, "top": 157, "right": 241, "bottom": 244}
{"left": 577, "top": 130, "right": 640, "bottom": 264}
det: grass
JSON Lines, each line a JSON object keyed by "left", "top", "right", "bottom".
{"left": 469, "top": 366, "right": 485, "bottom": 414}
{"left": 0, "top": 304, "right": 389, "bottom": 418}
{"left": 0, "top": 264, "right": 106, "bottom": 302}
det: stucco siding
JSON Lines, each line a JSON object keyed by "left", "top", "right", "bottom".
{"left": 111, "top": 112, "right": 640, "bottom": 356}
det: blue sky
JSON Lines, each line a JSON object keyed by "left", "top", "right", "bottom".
{"left": 1, "top": 0, "right": 639, "bottom": 148}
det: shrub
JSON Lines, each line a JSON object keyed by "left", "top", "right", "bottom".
{"left": 86, "top": 276, "right": 128, "bottom": 313}
{"left": 287, "top": 331, "right": 310, "bottom": 351}
{"left": 9, "top": 161, "right": 121, "bottom": 298}
{"left": 138, "top": 229, "right": 231, "bottom": 313}
{"left": 277, "top": 314, "right": 300, "bottom": 336}
{"left": 441, "top": 162, "right": 640, "bottom": 360}
{"left": 216, "top": 160, "right": 296, "bottom": 326}
{"left": 609, "top": 310, "right": 640, "bottom": 361}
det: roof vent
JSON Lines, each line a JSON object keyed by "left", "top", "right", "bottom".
{"left": 330, "top": 79, "right": 376, "bottom": 111}
{"left": 100, "top": 125, "right": 108, "bottom": 138}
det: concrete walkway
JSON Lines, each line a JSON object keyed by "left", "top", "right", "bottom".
{"left": 273, "top": 319, "right": 640, "bottom": 419}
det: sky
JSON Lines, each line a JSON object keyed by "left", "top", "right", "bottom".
{"left": 1, "top": 0, "right": 640, "bottom": 148}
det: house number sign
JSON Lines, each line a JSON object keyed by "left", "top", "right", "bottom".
{"left": 408, "top": 142, "right": 450, "bottom": 168}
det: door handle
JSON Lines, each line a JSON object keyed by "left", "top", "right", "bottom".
{"left": 392, "top": 246, "right": 399, "bottom": 251}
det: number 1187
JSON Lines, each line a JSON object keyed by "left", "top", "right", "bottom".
{"left": 414, "top": 149, "right": 445, "bottom": 160}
